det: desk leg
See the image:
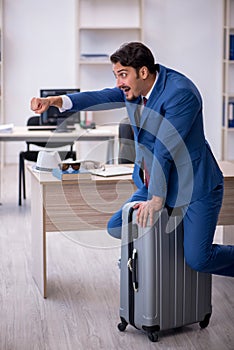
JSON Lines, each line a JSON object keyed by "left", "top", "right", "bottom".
{"left": 31, "top": 174, "right": 47, "bottom": 298}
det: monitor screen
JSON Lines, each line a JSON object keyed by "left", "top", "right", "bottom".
{"left": 40, "top": 88, "right": 80, "bottom": 127}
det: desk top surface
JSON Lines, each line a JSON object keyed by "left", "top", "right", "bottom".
{"left": 218, "top": 161, "right": 234, "bottom": 177}
{"left": 27, "top": 164, "right": 134, "bottom": 184}
{"left": 0, "top": 125, "right": 117, "bottom": 142}
{"left": 28, "top": 161, "right": 234, "bottom": 185}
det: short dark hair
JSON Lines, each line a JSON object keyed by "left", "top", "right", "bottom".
{"left": 110, "top": 42, "right": 158, "bottom": 74}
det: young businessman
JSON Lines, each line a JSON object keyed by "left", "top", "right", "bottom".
{"left": 31, "top": 42, "right": 234, "bottom": 277}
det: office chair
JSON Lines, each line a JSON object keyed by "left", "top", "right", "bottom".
{"left": 18, "top": 116, "right": 76, "bottom": 206}
{"left": 118, "top": 117, "right": 135, "bottom": 164}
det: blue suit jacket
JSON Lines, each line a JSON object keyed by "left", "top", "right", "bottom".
{"left": 68, "top": 65, "right": 223, "bottom": 207}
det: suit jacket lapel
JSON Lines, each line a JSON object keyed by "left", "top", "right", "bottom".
{"left": 139, "top": 65, "right": 166, "bottom": 129}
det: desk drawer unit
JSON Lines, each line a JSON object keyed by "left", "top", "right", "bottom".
{"left": 44, "top": 179, "right": 136, "bottom": 232}
{"left": 218, "top": 176, "right": 234, "bottom": 225}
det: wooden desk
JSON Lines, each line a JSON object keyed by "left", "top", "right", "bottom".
{"left": 217, "top": 161, "right": 234, "bottom": 246}
{"left": 217, "top": 161, "right": 234, "bottom": 226}
{"left": 28, "top": 166, "right": 135, "bottom": 297}
{"left": 0, "top": 125, "right": 117, "bottom": 202}
{"left": 0, "top": 125, "right": 117, "bottom": 142}
{"left": 29, "top": 161, "right": 234, "bottom": 298}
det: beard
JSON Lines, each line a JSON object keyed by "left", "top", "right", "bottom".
{"left": 122, "top": 86, "right": 138, "bottom": 100}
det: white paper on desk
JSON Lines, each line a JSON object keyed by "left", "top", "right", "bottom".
{"left": 89, "top": 166, "right": 133, "bottom": 177}
{"left": 0, "top": 123, "right": 14, "bottom": 133}
{"left": 85, "top": 129, "right": 112, "bottom": 134}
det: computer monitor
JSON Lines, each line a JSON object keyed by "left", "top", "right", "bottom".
{"left": 40, "top": 88, "right": 80, "bottom": 132}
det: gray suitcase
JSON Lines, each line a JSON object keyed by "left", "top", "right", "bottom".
{"left": 118, "top": 202, "right": 212, "bottom": 342}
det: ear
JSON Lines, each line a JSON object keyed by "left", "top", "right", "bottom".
{"left": 139, "top": 66, "right": 149, "bottom": 80}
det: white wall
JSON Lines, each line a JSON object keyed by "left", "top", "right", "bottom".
{"left": 3, "top": 0, "right": 78, "bottom": 162}
{"left": 144, "top": 0, "right": 223, "bottom": 158}
{"left": 3, "top": 0, "right": 223, "bottom": 162}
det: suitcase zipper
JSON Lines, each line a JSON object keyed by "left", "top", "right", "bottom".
{"left": 128, "top": 206, "right": 137, "bottom": 327}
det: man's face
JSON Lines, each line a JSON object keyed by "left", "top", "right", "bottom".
{"left": 113, "top": 62, "right": 145, "bottom": 100}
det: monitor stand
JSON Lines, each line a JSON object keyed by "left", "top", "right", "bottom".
{"left": 54, "top": 117, "right": 73, "bottom": 133}
{"left": 54, "top": 125, "right": 70, "bottom": 133}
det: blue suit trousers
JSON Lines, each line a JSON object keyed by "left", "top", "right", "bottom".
{"left": 107, "top": 182, "right": 234, "bottom": 277}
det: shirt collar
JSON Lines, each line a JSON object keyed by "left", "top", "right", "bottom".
{"left": 142, "top": 73, "right": 158, "bottom": 101}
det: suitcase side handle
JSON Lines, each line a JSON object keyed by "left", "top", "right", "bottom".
{"left": 127, "top": 248, "right": 138, "bottom": 292}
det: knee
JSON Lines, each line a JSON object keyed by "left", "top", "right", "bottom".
{"left": 185, "top": 257, "right": 206, "bottom": 272}
{"left": 184, "top": 250, "right": 211, "bottom": 273}
{"left": 107, "top": 217, "right": 122, "bottom": 239}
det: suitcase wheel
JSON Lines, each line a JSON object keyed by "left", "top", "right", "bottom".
{"left": 199, "top": 312, "right": 211, "bottom": 329}
{"left": 148, "top": 331, "right": 159, "bottom": 342}
{"left": 117, "top": 317, "right": 128, "bottom": 332}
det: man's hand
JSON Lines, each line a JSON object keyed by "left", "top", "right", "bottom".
{"left": 30, "top": 96, "right": 63, "bottom": 114}
{"left": 30, "top": 97, "right": 50, "bottom": 114}
{"left": 135, "top": 195, "right": 164, "bottom": 227}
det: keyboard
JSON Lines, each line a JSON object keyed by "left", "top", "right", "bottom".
{"left": 27, "top": 126, "right": 75, "bottom": 131}
{"left": 28, "top": 126, "right": 57, "bottom": 131}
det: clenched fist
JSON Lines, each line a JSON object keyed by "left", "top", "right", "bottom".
{"left": 30, "top": 96, "right": 63, "bottom": 114}
{"left": 30, "top": 97, "right": 50, "bottom": 114}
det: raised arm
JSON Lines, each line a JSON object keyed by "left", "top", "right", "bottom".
{"left": 30, "top": 87, "right": 126, "bottom": 115}
{"left": 30, "top": 96, "right": 63, "bottom": 114}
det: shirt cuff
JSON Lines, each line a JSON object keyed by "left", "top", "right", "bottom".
{"left": 59, "top": 95, "right": 73, "bottom": 112}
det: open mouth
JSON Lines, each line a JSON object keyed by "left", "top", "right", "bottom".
{"left": 122, "top": 87, "right": 130, "bottom": 95}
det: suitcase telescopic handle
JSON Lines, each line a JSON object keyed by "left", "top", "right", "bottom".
{"left": 127, "top": 249, "right": 138, "bottom": 292}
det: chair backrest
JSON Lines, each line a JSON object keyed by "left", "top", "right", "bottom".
{"left": 27, "top": 115, "right": 42, "bottom": 127}
{"left": 118, "top": 117, "right": 135, "bottom": 164}
{"left": 26, "top": 116, "right": 74, "bottom": 150}
{"left": 26, "top": 116, "right": 47, "bottom": 148}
